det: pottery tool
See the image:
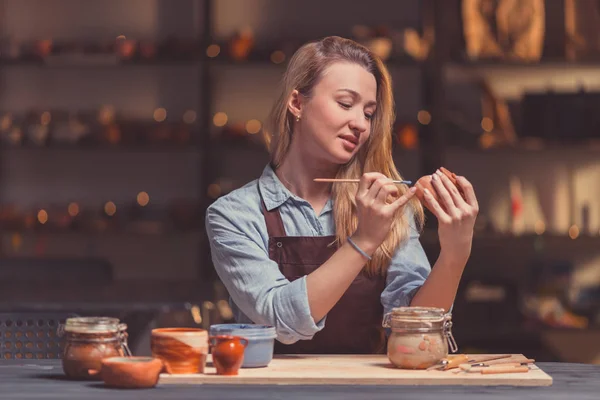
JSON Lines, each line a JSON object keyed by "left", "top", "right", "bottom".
{"left": 457, "top": 357, "right": 535, "bottom": 374}
{"left": 427, "top": 354, "right": 511, "bottom": 371}
{"left": 314, "top": 178, "right": 412, "bottom": 185}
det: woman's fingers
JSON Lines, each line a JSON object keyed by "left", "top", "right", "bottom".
{"left": 436, "top": 169, "right": 468, "bottom": 210}
{"left": 431, "top": 173, "right": 459, "bottom": 216}
{"left": 375, "top": 182, "right": 400, "bottom": 204}
{"left": 357, "top": 172, "right": 384, "bottom": 198}
{"left": 423, "top": 188, "right": 451, "bottom": 223}
{"left": 365, "top": 176, "right": 392, "bottom": 203}
{"left": 456, "top": 175, "right": 479, "bottom": 212}
{"left": 385, "top": 187, "right": 416, "bottom": 213}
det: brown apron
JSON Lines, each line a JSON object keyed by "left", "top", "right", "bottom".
{"left": 261, "top": 195, "right": 387, "bottom": 354}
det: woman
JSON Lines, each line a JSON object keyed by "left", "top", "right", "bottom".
{"left": 205, "top": 36, "right": 478, "bottom": 354}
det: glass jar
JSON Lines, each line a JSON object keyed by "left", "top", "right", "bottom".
{"left": 59, "top": 317, "right": 132, "bottom": 380}
{"left": 382, "top": 307, "right": 457, "bottom": 369}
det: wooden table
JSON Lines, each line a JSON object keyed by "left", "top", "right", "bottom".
{"left": 0, "top": 359, "right": 598, "bottom": 399}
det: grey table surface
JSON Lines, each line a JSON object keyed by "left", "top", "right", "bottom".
{"left": 0, "top": 360, "right": 598, "bottom": 400}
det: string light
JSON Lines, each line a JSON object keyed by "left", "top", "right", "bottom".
{"left": 153, "top": 108, "right": 167, "bottom": 122}
{"left": 246, "top": 119, "right": 261, "bottom": 134}
{"left": 37, "top": 210, "right": 48, "bottom": 224}
{"left": 568, "top": 225, "right": 579, "bottom": 239}
{"left": 67, "top": 202, "right": 80, "bottom": 217}
{"left": 213, "top": 112, "right": 228, "bottom": 127}
{"left": 481, "top": 117, "right": 494, "bottom": 132}
{"left": 417, "top": 110, "right": 431, "bottom": 125}
{"left": 137, "top": 191, "right": 150, "bottom": 207}
{"left": 206, "top": 44, "right": 220, "bottom": 58}
{"left": 104, "top": 201, "right": 117, "bottom": 216}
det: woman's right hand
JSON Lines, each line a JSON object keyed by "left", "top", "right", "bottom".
{"left": 351, "top": 172, "right": 417, "bottom": 255}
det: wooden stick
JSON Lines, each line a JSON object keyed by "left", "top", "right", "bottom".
{"left": 313, "top": 178, "right": 412, "bottom": 185}
{"left": 460, "top": 360, "right": 534, "bottom": 373}
{"left": 481, "top": 366, "right": 530, "bottom": 375}
{"left": 482, "top": 358, "right": 535, "bottom": 366}
{"left": 466, "top": 354, "right": 512, "bottom": 364}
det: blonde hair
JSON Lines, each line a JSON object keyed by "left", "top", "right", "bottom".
{"left": 264, "top": 36, "right": 424, "bottom": 276}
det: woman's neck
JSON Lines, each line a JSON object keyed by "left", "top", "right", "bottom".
{"left": 275, "top": 142, "right": 337, "bottom": 209}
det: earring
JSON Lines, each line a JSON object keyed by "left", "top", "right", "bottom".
{"left": 296, "top": 114, "right": 301, "bottom": 122}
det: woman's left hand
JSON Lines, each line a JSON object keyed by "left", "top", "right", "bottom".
{"left": 423, "top": 169, "right": 479, "bottom": 267}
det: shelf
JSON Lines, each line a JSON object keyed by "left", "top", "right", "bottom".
{"left": 0, "top": 144, "right": 201, "bottom": 153}
{"left": 0, "top": 279, "right": 213, "bottom": 305}
{"left": 444, "top": 61, "right": 600, "bottom": 99}
{"left": 420, "top": 229, "right": 600, "bottom": 243}
{"left": 0, "top": 59, "right": 200, "bottom": 69}
{"left": 207, "top": 56, "right": 421, "bottom": 70}
{"left": 444, "top": 142, "right": 600, "bottom": 154}
{"left": 0, "top": 229, "right": 204, "bottom": 238}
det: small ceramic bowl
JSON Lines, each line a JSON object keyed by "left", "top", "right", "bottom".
{"left": 88, "top": 357, "right": 163, "bottom": 389}
{"left": 209, "top": 324, "right": 276, "bottom": 368}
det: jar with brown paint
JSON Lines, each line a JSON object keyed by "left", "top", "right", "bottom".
{"left": 60, "top": 317, "right": 131, "bottom": 380}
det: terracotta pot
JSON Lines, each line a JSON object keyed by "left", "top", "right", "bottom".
{"left": 210, "top": 335, "right": 248, "bottom": 376}
{"left": 88, "top": 357, "right": 163, "bottom": 389}
{"left": 151, "top": 328, "right": 209, "bottom": 374}
{"left": 414, "top": 167, "right": 465, "bottom": 213}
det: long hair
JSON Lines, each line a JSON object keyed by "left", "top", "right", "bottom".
{"left": 264, "top": 36, "right": 424, "bottom": 276}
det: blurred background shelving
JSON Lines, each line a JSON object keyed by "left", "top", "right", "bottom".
{"left": 0, "top": 0, "right": 599, "bottom": 361}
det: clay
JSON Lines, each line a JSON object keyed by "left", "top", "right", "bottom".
{"left": 151, "top": 328, "right": 209, "bottom": 374}
{"left": 210, "top": 335, "right": 248, "bottom": 376}
{"left": 414, "top": 167, "right": 465, "bottom": 212}
{"left": 88, "top": 357, "right": 163, "bottom": 389}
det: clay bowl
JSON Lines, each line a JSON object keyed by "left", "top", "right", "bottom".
{"left": 88, "top": 357, "right": 163, "bottom": 389}
{"left": 151, "top": 328, "right": 209, "bottom": 374}
{"left": 414, "top": 167, "right": 465, "bottom": 213}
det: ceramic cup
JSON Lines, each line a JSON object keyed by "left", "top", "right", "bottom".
{"left": 151, "top": 328, "right": 209, "bottom": 374}
{"left": 88, "top": 357, "right": 164, "bottom": 389}
{"left": 210, "top": 335, "right": 249, "bottom": 376}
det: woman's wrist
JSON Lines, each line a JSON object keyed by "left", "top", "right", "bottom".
{"left": 438, "top": 248, "right": 469, "bottom": 270}
{"left": 348, "top": 234, "right": 379, "bottom": 258}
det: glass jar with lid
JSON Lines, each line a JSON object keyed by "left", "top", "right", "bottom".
{"left": 382, "top": 307, "right": 457, "bottom": 369}
{"left": 59, "top": 317, "right": 132, "bottom": 380}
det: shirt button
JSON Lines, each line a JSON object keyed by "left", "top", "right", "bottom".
{"left": 276, "top": 242, "right": 283, "bottom": 248}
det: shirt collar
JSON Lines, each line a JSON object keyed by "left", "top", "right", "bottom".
{"left": 258, "top": 163, "right": 334, "bottom": 215}
{"left": 258, "top": 163, "right": 293, "bottom": 211}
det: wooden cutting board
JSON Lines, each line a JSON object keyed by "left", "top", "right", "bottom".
{"left": 159, "top": 354, "right": 553, "bottom": 386}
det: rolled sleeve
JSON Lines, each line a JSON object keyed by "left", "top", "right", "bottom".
{"left": 380, "top": 214, "right": 432, "bottom": 316}
{"left": 206, "top": 205, "right": 324, "bottom": 344}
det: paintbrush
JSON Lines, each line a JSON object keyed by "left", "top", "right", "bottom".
{"left": 314, "top": 178, "right": 412, "bottom": 185}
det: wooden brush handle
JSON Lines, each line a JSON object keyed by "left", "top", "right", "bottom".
{"left": 481, "top": 366, "right": 530, "bottom": 375}
{"left": 444, "top": 354, "right": 470, "bottom": 370}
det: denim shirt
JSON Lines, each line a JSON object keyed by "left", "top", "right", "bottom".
{"left": 205, "top": 164, "right": 431, "bottom": 345}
